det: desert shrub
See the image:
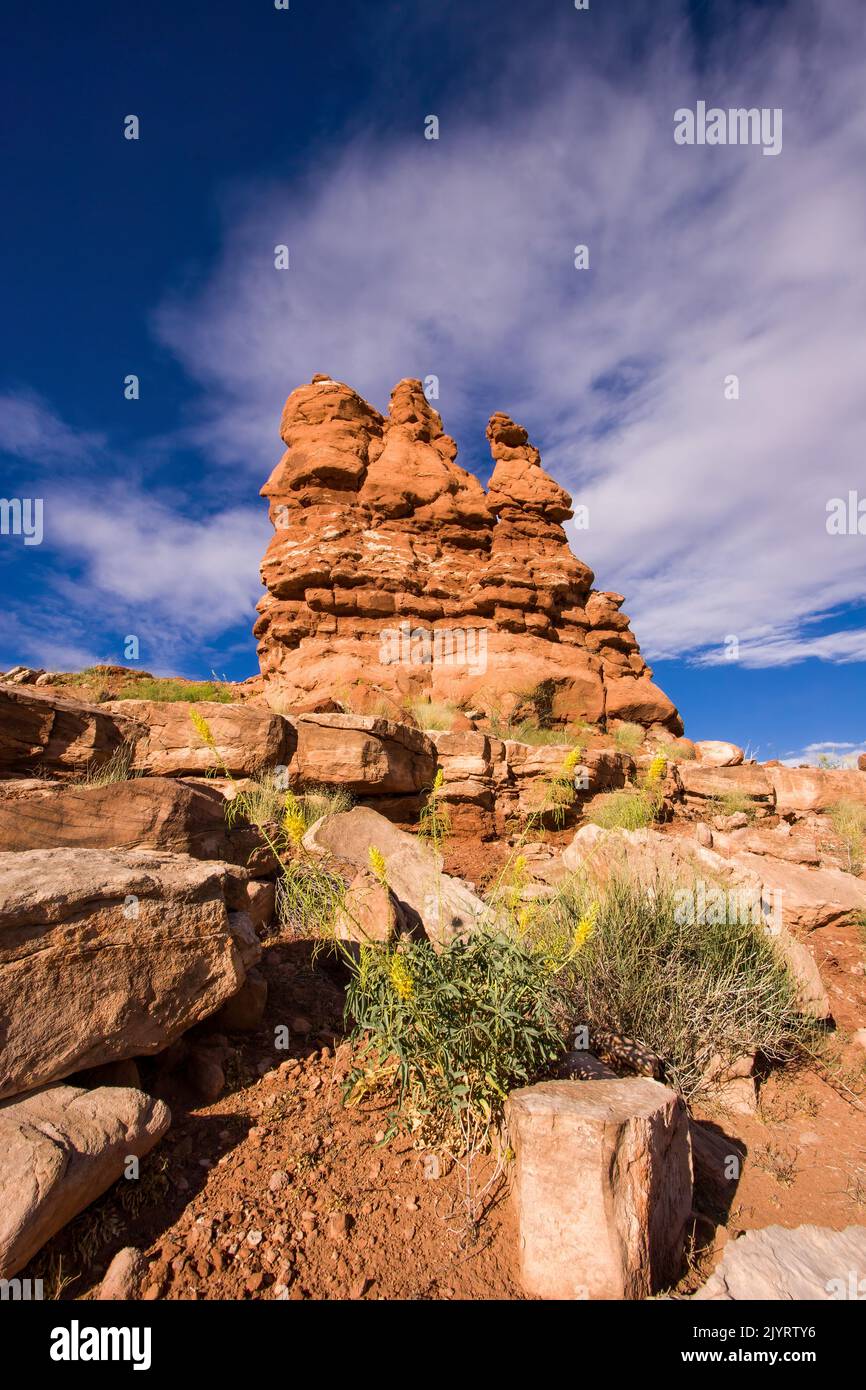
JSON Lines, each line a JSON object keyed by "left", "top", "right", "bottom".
{"left": 404, "top": 698, "right": 459, "bottom": 731}
{"left": 828, "top": 800, "right": 866, "bottom": 874}
{"left": 656, "top": 741, "right": 696, "bottom": 762}
{"left": 586, "top": 787, "right": 657, "bottom": 830}
{"left": 524, "top": 678, "right": 558, "bottom": 728}
{"left": 224, "top": 774, "right": 351, "bottom": 833}
{"left": 612, "top": 721, "right": 645, "bottom": 753}
{"left": 80, "top": 741, "right": 138, "bottom": 788}
{"left": 116, "top": 677, "right": 233, "bottom": 703}
{"left": 550, "top": 871, "right": 817, "bottom": 1100}
{"left": 487, "top": 716, "right": 583, "bottom": 747}
{"left": 343, "top": 930, "right": 571, "bottom": 1154}
{"left": 276, "top": 859, "right": 347, "bottom": 936}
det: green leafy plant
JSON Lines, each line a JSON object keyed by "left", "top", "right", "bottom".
{"left": 706, "top": 790, "right": 758, "bottom": 822}
{"left": 586, "top": 787, "right": 657, "bottom": 830}
{"left": 343, "top": 931, "right": 571, "bottom": 1155}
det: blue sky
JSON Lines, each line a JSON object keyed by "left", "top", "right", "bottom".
{"left": 1, "top": 0, "right": 864, "bottom": 763}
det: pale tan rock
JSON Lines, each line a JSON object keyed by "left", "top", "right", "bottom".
{"left": 769, "top": 766, "right": 866, "bottom": 815}
{"left": 506, "top": 1078, "right": 692, "bottom": 1299}
{"left": 303, "top": 806, "right": 496, "bottom": 948}
{"left": 675, "top": 762, "right": 773, "bottom": 808}
{"left": 0, "top": 1084, "right": 170, "bottom": 1278}
{"left": 694, "top": 1225, "right": 866, "bottom": 1300}
{"left": 0, "top": 848, "right": 260, "bottom": 1099}
{"left": 332, "top": 868, "right": 404, "bottom": 944}
{"left": 98, "top": 1246, "right": 148, "bottom": 1300}
{"left": 695, "top": 740, "right": 745, "bottom": 767}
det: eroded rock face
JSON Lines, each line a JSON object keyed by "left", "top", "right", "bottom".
{"left": 0, "top": 1084, "right": 170, "bottom": 1278}
{"left": 506, "top": 1078, "right": 692, "bottom": 1299}
{"left": 0, "top": 776, "right": 260, "bottom": 864}
{"left": 254, "top": 376, "right": 682, "bottom": 733}
{"left": 0, "top": 848, "right": 261, "bottom": 1099}
{"left": 0, "top": 684, "right": 141, "bottom": 775}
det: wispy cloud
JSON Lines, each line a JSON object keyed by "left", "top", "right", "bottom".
{"left": 154, "top": 0, "right": 866, "bottom": 670}
{"left": 0, "top": 390, "right": 106, "bottom": 463}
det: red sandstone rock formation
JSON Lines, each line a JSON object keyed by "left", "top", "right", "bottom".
{"left": 254, "top": 375, "right": 682, "bottom": 732}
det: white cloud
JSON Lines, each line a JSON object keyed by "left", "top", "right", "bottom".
{"left": 154, "top": 0, "right": 866, "bottom": 670}
{"left": 50, "top": 491, "right": 271, "bottom": 646}
{"left": 0, "top": 390, "right": 106, "bottom": 463}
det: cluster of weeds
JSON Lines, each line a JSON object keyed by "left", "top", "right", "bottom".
{"left": 80, "top": 740, "right": 139, "bottom": 788}
{"left": 828, "top": 800, "right": 866, "bottom": 874}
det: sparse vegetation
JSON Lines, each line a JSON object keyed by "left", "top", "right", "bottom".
{"left": 586, "top": 788, "right": 657, "bottom": 830}
{"left": 80, "top": 741, "right": 138, "bottom": 788}
{"left": 224, "top": 772, "right": 352, "bottom": 834}
{"left": 404, "top": 698, "right": 459, "bottom": 731}
{"left": 706, "top": 789, "right": 759, "bottom": 822}
{"left": 548, "top": 870, "right": 818, "bottom": 1101}
{"left": 117, "top": 677, "right": 234, "bottom": 703}
{"left": 612, "top": 721, "right": 645, "bottom": 753}
{"left": 585, "top": 758, "right": 666, "bottom": 831}
{"left": 828, "top": 800, "right": 866, "bottom": 874}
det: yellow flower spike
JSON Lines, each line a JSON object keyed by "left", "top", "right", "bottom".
{"left": 432, "top": 767, "right": 445, "bottom": 793}
{"left": 281, "top": 791, "right": 306, "bottom": 845}
{"left": 645, "top": 753, "right": 667, "bottom": 789}
{"left": 571, "top": 900, "right": 598, "bottom": 953}
{"left": 368, "top": 845, "right": 388, "bottom": 885}
{"left": 562, "top": 746, "right": 582, "bottom": 775}
{"left": 188, "top": 709, "right": 215, "bottom": 749}
{"left": 388, "top": 952, "right": 414, "bottom": 1001}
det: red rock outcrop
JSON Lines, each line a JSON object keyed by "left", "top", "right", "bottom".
{"left": 254, "top": 376, "right": 682, "bottom": 732}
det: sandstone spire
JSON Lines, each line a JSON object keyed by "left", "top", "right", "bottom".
{"left": 254, "top": 376, "right": 682, "bottom": 733}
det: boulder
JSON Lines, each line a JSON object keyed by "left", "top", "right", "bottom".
{"left": 0, "top": 684, "right": 140, "bottom": 775}
{"left": 675, "top": 762, "right": 773, "bottom": 810}
{"left": 0, "top": 1084, "right": 170, "bottom": 1278}
{"left": 506, "top": 1078, "right": 692, "bottom": 1299}
{"left": 331, "top": 868, "right": 407, "bottom": 944}
{"left": 302, "top": 806, "right": 495, "bottom": 948}
{"left": 286, "top": 713, "right": 436, "bottom": 794}
{"left": 0, "top": 848, "right": 261, "bottom": 1099}
{"left": 103, "top": 699, "right": 291, "bottom": 778}
{"left": 213, "top": 967, "right": 268, "bottom": 1031}
{"left": 694, "top": 1225, "right": 866, "bottom": 1300}
{"left": 694, "top": 740, "right": 744, "bottom": 767}
{"left": 0, "top": 776, "right": 261, "bottom": 864}
{"left": 769, "top": 766, "right": 866, "bottom": 815}
{"left": 98, "top": 1246, "right": 148, "bottom": 1300}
